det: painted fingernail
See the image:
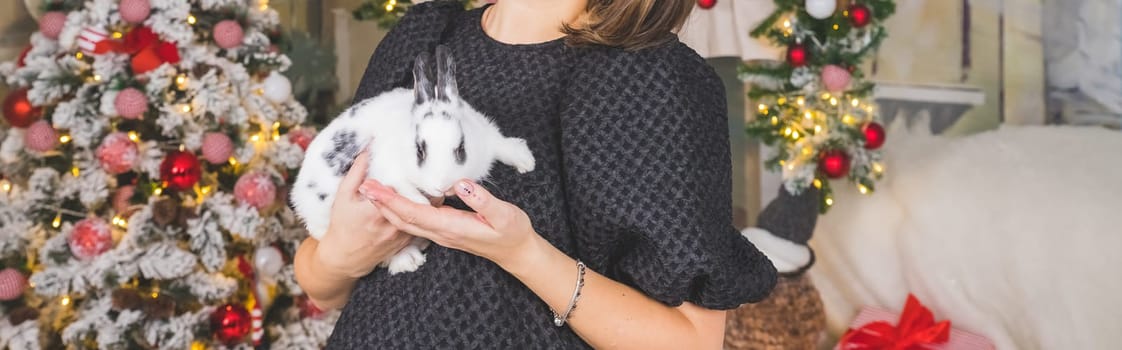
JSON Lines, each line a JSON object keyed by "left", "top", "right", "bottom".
{"left": 457, "top": 181, "right": 474, "bottom": 196}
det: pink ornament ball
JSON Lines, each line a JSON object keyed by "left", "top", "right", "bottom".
{"left": 113, "top": 185, "right": 136, "bottom": 214}
{"left": 213, "top": 20, "right": 244, "bottom": 49}
{"left": 201, "top": 132, "right": 234, "bottom": 165}
{"left": 288, "top": 128, "right": 316, "bottom": 151}
{"left": 115, "top": 88, "right": 148, "bottom": 119}
{"left": 234, "top": 171, "right": 277, "bottom": 210}
{"left": 0, "top": 268, "right": 28, "bottom": 301}
{"left": 821, "top": 64, "right": 853, "bottom": 93}
{"left": 24, "top": 120, "right": 59, "bottom": 152}
{"left": 119, "top": 0, "right": 152, "bottom": 24}
{"left": 69, "top": 218, "right": 114, "bottom": 260}
{"left": 97, "top": 132, "right": 139, "bottom": 174}
{"left": 40, "top": 11, "right": 67, "bottom": 40}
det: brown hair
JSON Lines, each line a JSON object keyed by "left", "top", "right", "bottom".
{"left": 563, "top": 0, "right": 695, "bottom": 51}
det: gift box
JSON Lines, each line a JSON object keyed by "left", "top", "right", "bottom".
{"left": 836, "top": 295, "right": 995, "bottom": 350}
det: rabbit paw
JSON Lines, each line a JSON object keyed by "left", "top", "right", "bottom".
{"left": 386, "top": 246, "right": 426, "bottom": 275}
{"left": 502, "top": 138, "right": 536, "bottom": 174}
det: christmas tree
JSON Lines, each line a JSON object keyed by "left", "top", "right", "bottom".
{"left": 741, "top": 0, "right": 894, "bottom": 212}
{"left": 0, "top": 0, "right": 334, "bottom": 348}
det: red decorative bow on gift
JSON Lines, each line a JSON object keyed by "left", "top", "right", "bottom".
{"left": 839, "top": 294, "right": 952, "bottom": 350}
{"left": 94, "top": 26, "right": 180, "bottom": 74}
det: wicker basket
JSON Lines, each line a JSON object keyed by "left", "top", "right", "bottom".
{"left": 724, "top": 274, "right": 826, "bottom": 350}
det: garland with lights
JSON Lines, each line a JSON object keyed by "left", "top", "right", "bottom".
{"left": 353, "top": 0, "right": 477, "bottom": 29}
{"left": 0, "top": 0, "right": 335, "bottom": 348}
{"left": 741, "top": 0, "right": 894, "bottom": 213}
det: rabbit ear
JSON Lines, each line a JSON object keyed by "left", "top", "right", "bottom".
{"left": 434, "top": 45, "right": 458, "bottom": 102}
{"left": 413, "top": 51, "right": 435, "bottom": 105}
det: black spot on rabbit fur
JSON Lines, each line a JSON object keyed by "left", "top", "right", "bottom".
{"left": 323, "top": 130, "right": 361, "bottom": 176}
{"left": 317, "top": 193, "right": 328, "bottom": 201}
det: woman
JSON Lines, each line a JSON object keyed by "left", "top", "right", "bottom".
{"left": 294, "top": 0, "right": 777, "bottom": 348}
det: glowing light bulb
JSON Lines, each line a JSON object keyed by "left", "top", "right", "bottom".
{"left": 59, "top": 134, "right": 72, "bottom": 144}
{"left": 175, "top": 74, "right": 188, "bottom": 90}
{"left": 851, "top": 99, "right": 860, "bottom": 107}
{"left": 93, "top": 74, "right": 102, "bottom": 82}
{"left": 75, "top": 52, "right": 84, "bottom": 60}
{"left": 181, "top": 105, "right": 192, "bottom": 113}
{"left": 71, "top": 167, "right": 80, "bottom": 177}
{"left": 128, "top": 131, "right": 139, "bottom": 142}
{"left": 830, "top": 97, "right": 838, "bottom": 106}
{"left": 52, "top": 214, "right": 62, "bottom": 228}
{"left": 858, "top": 184, "right": 869, "bottom": 194}
{"left": 783, "top": 127, "right": 793, "bottom": 136}
{"left": 153, "top": 187, "right": 163, "bottom": 196}
{"left": 1, "top": 180, "right": 11, "bottom": 193}
{"left": 777, "top": 97, "right": 787, "bottom": 105}
{"left": 250, "top": 134, "right": 261, "bottom": 142}
{"left": 783, "top": 20, "right": 791, "bottom": 28}
{"left": 791, "top": 130, "right": 800, "bottom": 139}
{"left": 758, "top": 104, "right": 768, "bottom": 112}
{"left": 804, "top": 111, "right": 813, "bottom": 120}
{"left": 825, "top": 197, "right": 834, "bottom": 206}
{"left": 814, "top": 124, "right": 823, "bottom": 133}
{"left": 187, "top": 15, "right": 197, "bottom": 25}
{"left": 796, "top": 97, "right": 805, "bottom": 106}
{"left": 821, "top": 93, "right": 831, "bottom": 100}
{"left": 770, "top": 116, "right": 779, "bottom": 125}
{"left": 60, "top": 295, "right": 71, "bottom": 306}
{"left": 833, "top": 24, "right": 840, "bottom": 30}
{"left": 813, "top": 179, "right": 823, "bottom": 189}
{"left": 872, "top": 162, "right": 884, "bottom": 174}
{"left": 112, "top": 31, "right": 123, "bottom": 39}
{"left": 842, "top": 115, "right": 856, "bottom": 125}
{"left": 228, "top": 157, "right": 239, "bottom": 166}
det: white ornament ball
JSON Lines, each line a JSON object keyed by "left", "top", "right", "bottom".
{"left": 119, "top": 0, "right": 151, "bottom": 24}
{"left": 806, "top": 0, "right": 837, "bottom": 19}
{"left": 0, "top": 268, "right": 28, "bottom": 301}
{"left": 262, "top": 72, "right": 293, "bottom": 104}
{"left": 254, "top": 246, "right": 284, "bottom": 278}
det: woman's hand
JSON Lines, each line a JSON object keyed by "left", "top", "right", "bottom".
{"left": 309, "top": 152, "right": 414, "bottom": 279}
{"left": 360, "top": 179, "right": 540, "bottom": 268}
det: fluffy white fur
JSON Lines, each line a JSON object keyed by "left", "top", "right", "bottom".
{"left": 740, "top": 227, "right": 812, "bottom": 273}
{"left": 807, "top": 119, "right": 1122, "bottom": 349}
{"left": 291, "top": 47, "right": 535, "bottom": 274}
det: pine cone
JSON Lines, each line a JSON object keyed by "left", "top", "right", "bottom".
{"left": 151, "top": 198, "right": 179, "bottom": 227}
{"left": 175, "top": 206, "right": 199, "bottom": 228}
{"left": 112, "top": 288, "right": 142, "bottom": 310}
{"left": 8, "top": 306, "right": 39, "bottom": 325}
{"left": 143, "top": 293, "right": 176, "bottom": 319}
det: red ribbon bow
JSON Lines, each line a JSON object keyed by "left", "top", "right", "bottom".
{"left": 94, "top": 26, "right": 180, "bottom": 74}
{"left": 839, "top": 294, "right": 952, "bottom": 350}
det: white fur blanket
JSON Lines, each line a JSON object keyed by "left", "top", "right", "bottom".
{"left": 808, "top": 121, "right": 1122, "bottom": 349}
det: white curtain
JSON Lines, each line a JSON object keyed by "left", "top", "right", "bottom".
{"left": 678, "top": 0, "right": 782, "bottom": 60}
{"left": 1044, "top": 0, "right": 1122, "bottom": 127}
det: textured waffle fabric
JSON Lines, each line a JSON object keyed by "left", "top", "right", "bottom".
{"left": 326, "top": 2, "right": 777, "bottom": 348}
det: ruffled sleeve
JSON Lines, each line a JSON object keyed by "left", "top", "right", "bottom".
{"left": 560, "top": 42, "right": 777, "bottom": 309}
{"left": 351, "top": 1, "right": 463, "bottom": 102}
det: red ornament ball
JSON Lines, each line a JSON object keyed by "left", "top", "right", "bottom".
{"left": 697, "top": 0, "right": 717, "bottom": 9}
{"left": 159, "top": 151, "right": 202, "bottom": 191}
{"left": 4, "top": 89, "right": 43, "bottom": 128}
{"left": 288, "top": 128, "right": 316, "bottom": 151}
{"left": 786, "top": 43, "right": 809, "bottom": 67}
{"left": 234, "top": 171, "right": 277, "bottom": 210}
{"left": 862, "top": 122, "right": 886, "bottom": 149}
{"left": 113, "top": 185, "right": 136, "bottom": 214}
{"left": 819, "top": 150, "right": 851, "bottom": 179}
{"left": 119, "top": 0, "right": 151, "bottom": 24}
{"left": 0, "top": 268, "right": 28, "bottom": 301}
{"left": 201, "top": 132, "right": 234, "bottom": 165}
{"left": 213, "top": 20, "right": 245, "bottom": 49}
{"left": 211, "top": 304, "right": 252, "bottom": 345}
{"left": 24, "top": 120, "right": 59, "bottom": 153}
{"left": 115, "top": 88, "right": 148, "bottom": 119}
{"left": 97, "top": 132, "right": 139, "bottom": 174}
{"left": 69, "top": 218, "right": 114, "bottom": 260}
{"left": 821, "top": 64, "right": 853, "bottom": 93}
{"left": 849, "top": 4, "right": 872, "bottom": 28}
{"left": 39, "top": 11, "right": 67, "bottom": 40}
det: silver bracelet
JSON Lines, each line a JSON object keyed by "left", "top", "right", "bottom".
{"left": 551, "top": 260, "right": 586, "bottom": 327}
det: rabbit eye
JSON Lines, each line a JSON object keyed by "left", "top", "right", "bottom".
{"left": 454, "top": 138, "right": 466, "bottom": 165}
{"left": 416, "top": 141, "right": 427, "bottom": 165}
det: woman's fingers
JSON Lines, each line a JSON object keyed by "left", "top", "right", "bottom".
{"left": 454, "top": 180, "right": 516, "bottom": 228}
{"left": 340, "top": 150, "right": 370, "bottom": 198}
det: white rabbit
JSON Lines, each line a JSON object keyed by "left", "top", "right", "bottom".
{"left": 290, "top": 45, "right": 536, "bottom": 274}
